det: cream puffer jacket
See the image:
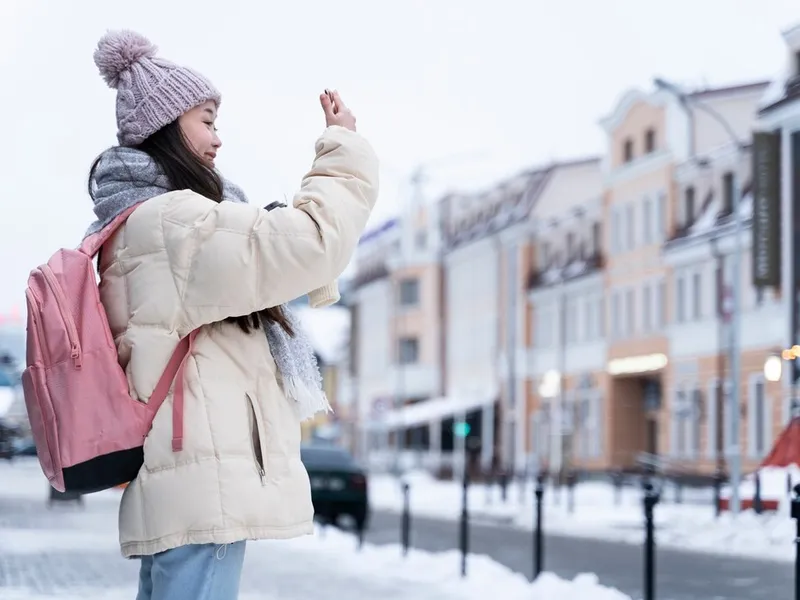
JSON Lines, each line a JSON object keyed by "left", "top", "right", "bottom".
{"left": 97, "top": 126, "right": 378, "bottom": 557}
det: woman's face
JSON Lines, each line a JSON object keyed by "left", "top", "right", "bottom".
{"left": 178, "top": 100, "right": 222, "bottom": 168}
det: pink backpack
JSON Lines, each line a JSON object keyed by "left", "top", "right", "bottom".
{"left": 22, "top": 205, "right": 196, "bottom": 493}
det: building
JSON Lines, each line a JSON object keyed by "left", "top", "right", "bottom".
{"left": 439, "top": 167, "right": 550, "bottom": 478}
{"left": 345, "top": 24, "right": 800, "bottom": 479}
{"left": 757, "top": 23, "right": 800, "bottom": 425}
{"left": 525, "top": 157, "right": 605, "bottom": 474}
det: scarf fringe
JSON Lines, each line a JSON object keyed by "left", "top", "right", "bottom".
{"left": 283, "top": 376, "right": 333, "bottom": 422}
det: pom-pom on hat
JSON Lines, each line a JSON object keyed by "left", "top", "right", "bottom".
{"left": 94, "top": 30, "right": 221, "bottom": 146}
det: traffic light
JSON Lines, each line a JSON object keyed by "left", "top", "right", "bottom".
{"left": 452, "top": 421, "right": 471, "bottom": 437}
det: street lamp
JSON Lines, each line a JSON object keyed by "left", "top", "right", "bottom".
{"left": 764, "top": 354, "right": 783, "bottom": 383}
{"left": 654, "top": 76, "right": 747, "bottom": 516}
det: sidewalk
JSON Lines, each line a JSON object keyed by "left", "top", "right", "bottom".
{"left": 0, "top": 459, "right": 630, "bottom": 600}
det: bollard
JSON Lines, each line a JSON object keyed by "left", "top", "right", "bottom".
{"left": 533, "top": 473, "right": 545, "bottom": 580}
{"left": 713, "top": 469, "right": 723, "bottom": 519}
{"left": 642, "top": 480, "right": 660, "bottom": 600}
{"left": 613, "top": 470, "right": 623, "bottom": 506}
{"left": 791, "top": 484, "right": 800, "bottom": 600}
{"left": 566, "top": 471, "right": 577, "bottom": 514}
{"left": 401, "top": 482, "right": 411, "bottom": 556}
{"left": 500, "top": 470, "right": 509, "bottom": 504}
{"left": 754, "top": 471, "right": 763, "bottom": 515}
{"left": 356, "top": 523, "right": 364, "bottom": 551}
{"left": 459, "top": 471, "right": 470, "bottom": 578}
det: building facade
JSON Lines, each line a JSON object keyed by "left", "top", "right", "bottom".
{"left": 347, "top": 23, "right": 800, "bottom": 478}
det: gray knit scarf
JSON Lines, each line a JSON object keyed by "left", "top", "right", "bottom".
{"left": 86, "top": 146, "right": 331, "bottom": 422}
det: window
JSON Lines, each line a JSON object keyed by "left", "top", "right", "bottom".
{"left": 676, "top": 275, "right": 686, "bottom": 323}
{"left": 591, "top": 223, "right": 601, "bottom": 255}
{"left": 642, "top": 284, "right": 652, "bottom": 332}
{"left": 684, "top": 186, "right": 695, "bottom": 227}
{"left": 655, "top": 192, "right": 666, "bottom": 240}
{"left": 643, "top": 197, "right": 653, "bottom": 244}
{"left": 722, "top": 172, "right": 734, "bottom": 215}
{"left": 625, "top": 288, "right": 635, "bottom": 336}
{"left": 398, "top": 278, "right": 420, "bottom": 306}
{"left": 706, "top": 380, "right": 719, "bottom": 460}
{"left": 672, "top": 387, "right": 700, "bottom": 458}
{"left": 398, "top": 337, "right": 419, "bottom": 365}
{"left": 645, "top": 128, "right": 656, "bottom": 153}
{"left": 657, "top": 279, "right": 667, "bottom": 328}
{"left": 690, "top": 389, "right": 702, "bottom": 457}
{"left": 626, "top": 204, "right": 635, "bottom": 249}
{"left": 692, "top": 271, "right": 702, "bottom": 320}
{"left": 611, "top": 291, "right": 621, "bottom": 339}
{"left": 566, "top": 300, "right": 578, "bottom": 344}
{"left": 611, "top": 209, "right": 621, "bottom": 254}
{"left": 566, "top": 232, "right": 576, "bottom": 261}
{"left": 623, "top": 138, "right": 634, "bottom": 163}
{"left": 598, "top": 295, "right": 605, "bottom": 337}
{"left": 575, "top": 391, "right": 602, "bottom": 459}
{"left": 584, "top": 297, "right": 594, "bottom": 341}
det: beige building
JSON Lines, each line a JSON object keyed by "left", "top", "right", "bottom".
{"left": 596, "top": 80, "right": 779, "bottom": 474}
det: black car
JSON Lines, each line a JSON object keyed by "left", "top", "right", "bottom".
{"left": 300, "top": 444, "right": 369, "bottom": 531}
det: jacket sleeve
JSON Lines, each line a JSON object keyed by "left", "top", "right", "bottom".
{"left": 158, "top": 125, "right": 379, "bottom": 332}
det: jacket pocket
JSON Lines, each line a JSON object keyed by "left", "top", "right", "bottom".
{"left": 246, "top": 393, "right": 267, "bottom": 485}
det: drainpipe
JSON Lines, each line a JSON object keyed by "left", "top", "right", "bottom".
{"left": 710, "top": 236, "right": 727, "bottom": 480}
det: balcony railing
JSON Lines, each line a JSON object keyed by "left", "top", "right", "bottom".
{"left": 527, "top": 251, "right": 605, "bottom": 290}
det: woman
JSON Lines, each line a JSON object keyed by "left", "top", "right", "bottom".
{"left": 86, "top": 30, "right": 379, "bottom": 599}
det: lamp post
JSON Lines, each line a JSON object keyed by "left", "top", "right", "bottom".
{"left": 654, "top": 76, "right": 747, "bottom": 516}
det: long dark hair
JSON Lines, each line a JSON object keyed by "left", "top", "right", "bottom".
{"left": 88, "top": 120, "right": 294, "bottom": 337}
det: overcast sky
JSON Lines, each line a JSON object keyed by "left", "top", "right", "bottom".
{"left": 0, "top": 0, "right": 798, "bottom": 317}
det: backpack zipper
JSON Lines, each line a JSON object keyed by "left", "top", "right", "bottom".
{"left": 40, "top": 266, "right": 82, "bottom": 368}
{"left": 25, "top": 288, "right": 50, "bottom": 366}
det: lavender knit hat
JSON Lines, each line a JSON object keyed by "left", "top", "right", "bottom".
{"left": 94, "top": 30, "right": 221, "bottom": 146}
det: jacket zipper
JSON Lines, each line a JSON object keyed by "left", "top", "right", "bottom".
{"left": 40, "top": 266, "right": 82, "bottom": 368}
{"left": 246, "top": 393, "right": 268, "bottom": 485}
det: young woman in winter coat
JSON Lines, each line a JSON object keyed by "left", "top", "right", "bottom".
{"left": 85, "top": 30, "right": 379, "bottom": 600}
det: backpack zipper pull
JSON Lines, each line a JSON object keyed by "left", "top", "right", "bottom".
{"left": 71, "top": 344, "right": 82, "bottom": 368}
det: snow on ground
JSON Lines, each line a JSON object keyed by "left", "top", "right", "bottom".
{"left": 370, "top": 469, "right": 800, "bottom": 562}
{"left": 0, "top": 459, "right": 630, "bottom": 600}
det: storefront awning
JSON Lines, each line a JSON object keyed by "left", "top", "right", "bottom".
{"left": 378, "top": 394, "right": 494, "bottom": 429}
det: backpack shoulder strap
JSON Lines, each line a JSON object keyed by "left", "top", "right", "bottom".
{"left": 147, "top": 329, "right": 199, "bottom": 453}
{"left": 79, "top": 205, "right": 142, "bottom": 258}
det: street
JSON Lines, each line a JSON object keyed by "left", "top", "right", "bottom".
{"left": 366, "top": 510, "right": 793, "bottom": 600}
{"left": 0, "top": 459, "right": 629, "bottom": 599}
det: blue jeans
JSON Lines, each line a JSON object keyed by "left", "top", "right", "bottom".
{"left": 136, "top": 541, "right": 246, "bottom": 600}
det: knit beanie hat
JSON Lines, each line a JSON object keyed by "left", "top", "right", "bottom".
{"left": 94, "top": 30, "right": 221, "bottom": 146}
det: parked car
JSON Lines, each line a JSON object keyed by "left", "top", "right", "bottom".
{"left": 300, "top": 444, "right": 369, "bottom": 531}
